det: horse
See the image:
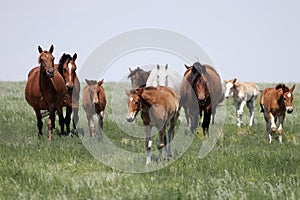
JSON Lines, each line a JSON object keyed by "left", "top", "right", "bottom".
{"left": 224, "top": 78, "right": 260, "bottom": 127}
{"left": 56, "top": 53, "right": 80, "bottom": 135}
{"left": 179, "top": 62, "right": 222, "bottom": 136}
{"left": 128, "top": 67, "right": 150, "bottom": 89}
{"left": 146, "top": 64, "right": 180, "bottom": 93}
{"left": 260, "top": 84, "right": 295, "bottom": 143}
{"left": 125, "top": 85, "right": 180, "bottom": 164}
{"left": 25, "top": 45, "right": 66, "bottom": 141}
{"left": 83, "top": 79, "right": 106, "bottom": 141}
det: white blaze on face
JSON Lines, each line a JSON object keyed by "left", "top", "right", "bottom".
{"left": 68, "top": 62, "right": 73, "bottom": 83}
{"left": 287, "top": 93, "right": 291, "bottom": 98}
{"left": 225, "top": 82, "right": 233, "bottom": 98}
{"left": 129, "top": 96, "right": 133, "bottom": 103}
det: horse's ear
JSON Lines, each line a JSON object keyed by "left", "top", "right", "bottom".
{"left": 38, "top": 46, "right": 43, "bottom": 53}
{"left": 157, "top": 64, "right": 160, "bottom": 70}
{"left": 233, "top": 78, "right": 237, "bottom": 84}
{"left": 136, "top": 87, "right": 144, "bottom": 96}
{"left": 184, "top": 64, "right": 190, "bottom": 69}
{"left": 49, "top": 45, "right": 54, "bottom": 53}
{"left": 165, "top": 64, "right": 168, "bottom": 70}
{"left": 85, "top": 79, "right": 95, "bottom": 86}
{"left": 290, "top": 84, "right": 296, "bottom": 93}
{"left": 73, "top": 53, "right": 77, "bottom": 61}
{"left": 129, "top": 67, "right": 132, "bottom": 73}
{"left": 98, "top": 79, "right": 104, "bottom": 86}
{"left": 125, "top": 89, "right": 130, "bottom": 97}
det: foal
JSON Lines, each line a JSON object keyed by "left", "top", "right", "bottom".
{"left": 83, "top": 79, "right": 106, "bottom": 141}
{"left": 260, "top": 84, "right": 295, "bottom": 143}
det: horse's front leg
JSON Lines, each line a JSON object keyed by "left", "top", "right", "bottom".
{"left": 247, "top": 99, "right": 255, "bottom": 126}
{"left": 48, "top": 104, "right": 56, "bottom": 141}
{"left": 34, "top": 109, "right": 43, "bottom": 139}
{"left": 87, "top": 114, "right": 95, "bottom": 137}
{"left": 65, "top": 106, "right": 72, "bottom": 134}
{"left": 72, "top": 107, "right": 79, "bottom": 131}
{"left": 158, "top": 124, "right": 166, "bottom": 161}
{"left": 278, "top": 114, "right": 285, "bottom": 144}
{"left": 56, "top": 105, "right": 65, "bottom": 136}
{"left": 202, "top": 109, "right": 212, "bottom": 137}
{"left": 235, "top": 100, "right": 243, "bottom": 126}
{"left": 145, "top": 125, "right": 152, "bottom": 165}
{"left": 97, "top": 111, "right": 104, "bottom": 142}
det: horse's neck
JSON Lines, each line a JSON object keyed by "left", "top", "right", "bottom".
{"left": 39, "top": 69, "right": 54, "bottom": 95}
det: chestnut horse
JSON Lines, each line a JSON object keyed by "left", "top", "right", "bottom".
{"left": 180, "top": 62, "right": 222, "bottom": 136}
{"left": 128, "top": 67, "right": 150, "bottom": 89}
{"left": 56, "top": 53, "right": 80, "bottom": 135}
{"left": 126, "top": 86, "right": 180, "bottom": 164}
{"left": 83, "top": 79, "right": 106, "bottom": 141}
{"left": 25, "top": 45, "right": 66, "bottom": 141}
{"left": 260, "top": 84, "right": 295, "bottom": 143}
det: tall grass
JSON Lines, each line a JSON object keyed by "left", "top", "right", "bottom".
{"left": 0, "top": 81, "right": 299, "bottom": 199}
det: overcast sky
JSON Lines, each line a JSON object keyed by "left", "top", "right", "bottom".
{"left": 0, "top": 0, "right": 299, "bottom": 83}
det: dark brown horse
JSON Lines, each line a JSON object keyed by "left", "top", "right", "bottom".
{"left": 56, "top": 53, "right": 80, "bottom": 135}
{"left": 125, "top": 86, "right": 180, "bottom": 164}
{"left": 179, "top": 62, "right": 222, "bottom": 136}
{"left": 83, "top": 79, "right": 106, "bottom": 141}
{"left": 25, "top": 45, "right": 66, "bottom": 141}
{"left": 128, "top": 67, "right": 150, "bottom": 89}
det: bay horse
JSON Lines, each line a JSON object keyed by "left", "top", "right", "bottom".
{"left": 179, "top": 62, "right": 222, "bottom": 136}
{"left": 125, "top": 86, "right": 180, "bottom": 164}
{"left": 56, "top": 53, "right": 80, "bottom": 135}
{"left": 260, "top": 84, "right": 295, "bottom": 143}
{"left": 25, "top": 45, "right": 66, "bottom": 141}
{"left": 83, "top": 79, "right": 106, "bottom": 141}
{"left": 146, "top": 64, "right": 180, "bottom": 93}
{"left": 128, "top": 67, "right": 150, "bottom": 89}
{"left": 224, "top": 78, "right": 260, "bottom": 127}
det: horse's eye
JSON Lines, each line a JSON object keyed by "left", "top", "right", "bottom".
{"left": 284, "top": 97, "right": 287, "bottom": 101}
{"left": 135, "top": 101, "right": 139, "bottom": 105}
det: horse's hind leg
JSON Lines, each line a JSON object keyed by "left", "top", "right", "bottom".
{"left": 48, "top": 105, "right": 56, "bottom": 141}
{"left": 247, "top": 100, "right": 255, "bottom": 126}
{"left": 145, "top": 126, "right": 152, "bottom": 164}
{"left": 167, "top": 113, "right": 179, "bottom": 158}
{"left": 97, "top": 113, "right": 104, "bottom": 142}
{"left": 72, "top": 107, "right": 79, "bottom": 131}
{"left": 34, "top": 109, "right": 43, "bottom": 139}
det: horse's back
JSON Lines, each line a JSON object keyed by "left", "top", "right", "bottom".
{"left": 204, "top": 65, "right": 223, "bottom": 107}
{"left": 260, "top": 87, "right": 276, "bottom": 109}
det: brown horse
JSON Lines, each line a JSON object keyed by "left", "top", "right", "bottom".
{"left": 179, "top": 62, "right": 222, "bottom": 136}
{"left": 260, "top": 84, "right": 295, "bottom": 143}
{"left": 128, "top": 67, "right": 150, "bottom": 89}
{"left": 56, "top": 53, "right": 80, "bottom": 135}
{"left": 83, "top": 79, "right": 106, "bottom": 141}
{"left": 25, "top": 45, "right": 66, "bottom": 141}
{"left": 125, "top": 86, "right": 180, "bottom": 164}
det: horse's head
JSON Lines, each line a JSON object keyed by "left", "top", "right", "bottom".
{"left": 193, "top": 75, "right": 209, "bottom": 106}
{"left": 279, "top": 84, "right": 296, "bottom": 114}
{"left": 38, "top": 45, "right": 55, "bottom": 78}
{"left": 125, "top": 87, "right": 143, "bottom": 122}
{"left": 128, "top": 67, "right": 150, "bottom": 89}
{"left": 58, "top": 53, "right": 77, "bottom": 90}
{"left": 85, "top": 79, "right": 104, "bottom": 109}
{"left": 224, "top": 78, "right": 238, "bottom": 99}
{"left": 156, "top": 64, "right": 169, "bottom": 86}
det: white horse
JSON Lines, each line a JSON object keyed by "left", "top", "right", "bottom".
{"left": 146, "top": 64, "right": 180, "bottom": 93}
{"left": 224, "top": 78, "right": 260, "bottom": 127}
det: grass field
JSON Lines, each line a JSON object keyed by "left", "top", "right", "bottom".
{"left": 0, "top": 81, "right": 299, "bottom": 199}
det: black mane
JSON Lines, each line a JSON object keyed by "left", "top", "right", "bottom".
{"left": 58, "top": 53, "right": 72, "bottom": 74}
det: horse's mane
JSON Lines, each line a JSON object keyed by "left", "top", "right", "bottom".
{"left": 128, "top": 67, "right": 146, "bottom": 79}
{"left": 275, "top": 84, "right": 290, "bottom": 93}
{"left": 58, "top": 53, "right": 72, "bottom": 74}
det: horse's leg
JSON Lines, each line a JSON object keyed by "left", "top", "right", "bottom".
{"left": 235, "top": 100, "right": 242, "bottom": 127}
{"left": 48, "top": 104, "right": 56, "bottom": 141}
{"left": 97, "top": 113, "right": 104, "bottom": 142}
{"left": 34, "top": 109, "right": 43, "bottom": 139}
{"left": 167, "top": 112, "right": 179, "bottom": 158}
{"left": 202, "top": 109, "right": 212, "bottom": 137}
{"left": 65, "top": 106, "right": 72, "bottom": 134}
{"left": 158, "top": 124, "right": 166, "bottom": 161}
{"left": 72, "top": 107, "right": 79, "bottom": 131}
{"left": 56, "top": 105, "right": 65, "bottom": 136}
{"left": 278, "top": 114, "right": 285, "bottom": 144}
{"left": 87, "top": 114, "right": 95, "bottom": 137}
{"left": 247, "top": 100, "right": 255, "bottom": 126}
{"left": 145, "top": 125, "right": 152, "bottom": 165}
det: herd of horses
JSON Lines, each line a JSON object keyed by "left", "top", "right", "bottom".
{"left": 25, "top": 45, "right": 296, "bottom": 164}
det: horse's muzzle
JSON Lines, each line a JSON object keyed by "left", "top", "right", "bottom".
{"left": 126, "top": 112, "right": 136, "bottom": 122}
{"left": 286, "top": 106, "right": 293, "bottom": 114}
{"left": 66, "top": 84, "right": 74, "bottom": 90}
{"left": 46, "top": 70, "right": 54, "bottom": 78}
{"left": 198, "top": 99, "right": 206, "bottom": 106}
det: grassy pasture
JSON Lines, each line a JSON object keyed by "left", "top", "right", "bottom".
{"left": 0, "top": 81, "right": 300, "bottom": 199}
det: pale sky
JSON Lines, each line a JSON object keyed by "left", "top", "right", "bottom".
{"left": 0, "top": 0, "right": 299, "bottom": 83}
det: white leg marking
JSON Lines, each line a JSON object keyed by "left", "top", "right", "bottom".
{"left": 279, "top": 135, "right": 282, "bottom": 144}
{"left": 269, "top": 134, "right": 272, "bottom": 144}
{"left": 270, "top": 113, "right": 276, "bottom": 130}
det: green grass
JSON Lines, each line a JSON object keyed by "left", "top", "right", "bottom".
{"left": 0, "top": 81, "right": 300, "bottom": 199}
